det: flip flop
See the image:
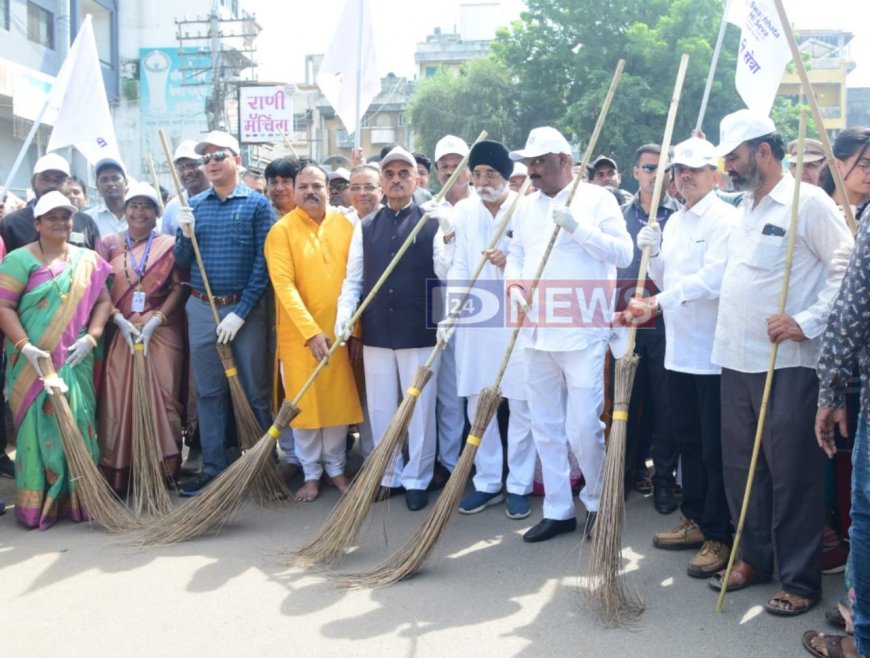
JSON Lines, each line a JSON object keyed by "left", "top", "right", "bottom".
{"left": 766, "top": 590, "right": 819, "bottom": 616}
{"left": 802, "top": 630, "right": 857, "bottom": 658}
{"left": 825, "top": 606, "right": 848, "bottom": 631}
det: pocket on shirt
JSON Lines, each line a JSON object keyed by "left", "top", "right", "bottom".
{"left": 232, "top": 220, "right": 254, "bottom": 247}
{"left": 745, "top": 234, "right": 786, "bottom": 270}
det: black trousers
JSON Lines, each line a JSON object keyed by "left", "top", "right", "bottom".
{"left": 668, "top": 370, "right": 731, "bottom": 543}
{"left": 721, "top": 367, "right": 824, "bottom": 599}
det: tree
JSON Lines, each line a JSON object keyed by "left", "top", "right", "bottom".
{"left": 407, "top": 57, "right": 523, "bottom": 158}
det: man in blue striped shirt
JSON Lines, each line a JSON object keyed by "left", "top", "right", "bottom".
{"left": 174, "top": 130, "right": 276, "bottom": 495}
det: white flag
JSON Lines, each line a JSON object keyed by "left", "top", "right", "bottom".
{"left": 45, "top": 15, "right": 120, "bottom": 164}
{"left": 315, "top": 0, "right": 380, "bottom": 137}
{"left": 726, "top": 0, "right": 791, "bottom": 115}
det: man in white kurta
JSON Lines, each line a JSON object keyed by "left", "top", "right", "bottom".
{"left": 505, "top": 127, "right": 634, "bottom": 543}
{"left": 445, "top": 140, "right": 536, "bottom": 520}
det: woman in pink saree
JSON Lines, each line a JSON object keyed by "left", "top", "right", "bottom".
{"left": 97, "top": 182, "right": 189, "bottom": 494}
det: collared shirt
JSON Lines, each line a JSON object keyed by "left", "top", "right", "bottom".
{"left": 712, "top": 173, "right": 853, "bottom": 373}
{"left": 648, "top": 190, "right": 736, "bottom": 375}
{"left": 818, "top": 203, "right": 870, "bottom": 415}
{"left": 173, "top": 182, "right": 275, "bottom": 319}
{"left": 0, "top": 203, "right": 99, "bottom": 251}
{"left": 93, "top": 204, "right": 128, "bottom": 236}
{"left": 504, "top": 180, "right": 633, "bottom": 351}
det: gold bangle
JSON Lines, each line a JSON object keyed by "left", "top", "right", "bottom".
{"left": 85, "top": 334, "right": 98, "bottom": 348}
{"left": 153, "top": 311, "right": 166, "bottom": 323}
{"left": 14, "top": 336, "right": 30, "bottom": 350}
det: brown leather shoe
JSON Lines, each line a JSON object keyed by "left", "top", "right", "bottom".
{"left": 707, "top": 559, "right": 769, "bottom": 592}
{"left": 653, "top": 517, "right": 704, "bottom": 550}
{"left": 687, "top": 540, "right": 730, "bottom": 578}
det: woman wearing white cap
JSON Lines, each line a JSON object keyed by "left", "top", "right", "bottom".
{"left": 96, "top": 182, "right": 189, "bottom": 494}
{"left": 0, "top": 191, "right": 113, "bottom": 529}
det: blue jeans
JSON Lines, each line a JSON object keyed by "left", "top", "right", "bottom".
{"left": 853, "top": 412, "right": 870, "bottom": 657}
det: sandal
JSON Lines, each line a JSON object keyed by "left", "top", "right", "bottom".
{"left": 825, "top": 606, "right": 848, "bottom": 631}
{"left": 802, "top": 630, "right": 859, "bottom": 658}
{"left": 707, "top": 559, "right": 768, "bottom": 592}
{"left": 634, "top": 470, "right": 653, "bottom": 494}
{"left": 766, "top": 590, "right": 819, "bottom": 616}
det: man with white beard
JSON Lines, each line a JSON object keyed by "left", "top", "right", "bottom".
{"left": 444, "top": 140, "right": 536, "bottom": 519}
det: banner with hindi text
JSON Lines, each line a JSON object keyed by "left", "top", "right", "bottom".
{"left": 238, "top": 85, "right": 293, "bottom": 144}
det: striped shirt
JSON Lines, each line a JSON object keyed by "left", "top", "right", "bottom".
{"left": 174, "top": 182, "right": 275, "bottom": 319}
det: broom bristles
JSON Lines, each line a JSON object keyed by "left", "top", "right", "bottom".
{"left": 217, "top": 344, "right": 291, "bottom": 505}
{"left": 50, "top": 389, "right": 141, "bottom": 532}
{"left": 585, "top": 354, "right": 644, "bottom": 624}
{"left": 337, "top": 386, "right": 503, "bottom": 588}
{"left": 131, "top": 400, "right": 299, "bottom": 545}
{"left": 131, "top": 349, "right": 173, "bottom": 517}
{"left": 284, "top": 366, "right": 434, "bottom": 568}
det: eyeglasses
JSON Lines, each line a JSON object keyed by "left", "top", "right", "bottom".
{"left": 176, "top": 161, "right": 201, "bottom": 172}
{"left": 855, "top": 159, "right": 870, "bottom": 174}
{"left": 330, "top": 181, "right": 349, "bottom": 191}
{"left": 472, "top": 170, "right": 501, "bottom": 181}
{"left": 200, "top": 151, "right": 231, "bottom": 164}
{"left": 640, "top": 164, "right": 658, "bottom": 173}
{"left": 382, "top": 169, "right": 413, "bottom": 180}
{"left": 349, "top": 184, "right": 379, "bottom": 193}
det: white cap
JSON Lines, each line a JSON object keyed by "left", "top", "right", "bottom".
{"left": 195, "top": 130, "right": 240, "bottom": 155}
{"left": 124, "top": 181, "right": 162, "bottom": 215}
{"left": 328, "top": 167, "right": 351, "bottom": 183}
{"left": 671, "top": 137, "right": 718, "bottom": 168}
{"left": 34, "top": 190, "right": 76, "bottom": 217}
{"left": 380, "top": 146, "right": 417, "bottom": 169}
{"left": 434, "top": 135, "right": 470, "bottom": 162}
{"left": 510, "top": 162, "right": 528, "bottom": 178}
{"left": 33, "top": 153, "right": 70, "bottom": 176}
{"left": 715, "top": 109, "right": 776, "bottom": 157}
{"left": 173, "top": 139, "right": 200, "bottom": 163}
{"left": 95, "top": 157, "right": 127, "bottom": 178}
{"left": 510, "top": 127, "right": 572, "bottom": 160}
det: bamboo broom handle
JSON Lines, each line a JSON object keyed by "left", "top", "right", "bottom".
{"left": 290, "top": 130, "right": 488, "bottom": 406}
{"left": 716, "top": 110, "right": 808, "bottom": 613}
{"left": 146, "top": 153, "right": 165, "bottom": 215}
{"left": 772, "top": 0, "right": 856, "bottom": 236}
{"left": 625, "top": 53, "right": 690, "bottom": 357}
{"left": 158, "top": 129, "right": 221, "bottom": 326}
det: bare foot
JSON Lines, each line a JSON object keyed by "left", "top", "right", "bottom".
{"left": 295, "top": 479, "right": 320, "bottom": 502}
{"left": 330, "top": 473, "right": 351, "bottom": 495}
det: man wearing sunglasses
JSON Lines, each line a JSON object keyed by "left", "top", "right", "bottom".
{"left": 173, "top": 130, "right": 276, "bottom": 495}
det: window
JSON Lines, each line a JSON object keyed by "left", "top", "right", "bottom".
{"left": 80, "top": 0, "right": 113, "bottom": 66}
{"left": 1, "top": 0, "right": 10, "bottom": 31}
{"left": 27, "top": 2, "right": 54, "bottom": 49}
{"left": 293, "top": 113, "right": 307, "bottom": 133}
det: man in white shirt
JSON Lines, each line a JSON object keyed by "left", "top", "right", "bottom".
{"left": 446, "top": 139, "right": 536, "bottom": 520}
{"left": 627, "top": 137, "right": 737, "bottom": 578}
{"left": 92, "top": 157, "right": 129, "bottom": 236}
{"left": 163, "top": 139, "right": 210, "bottom": 236}
{"left": 505, "top": 127, "right": 633, "bottom": 542}
{"left": 709, "top": 110, "right": 853, "bottom": 615}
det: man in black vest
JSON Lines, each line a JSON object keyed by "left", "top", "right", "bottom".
{"left": 335, "top": 146, "right": 447, "bottom": 511}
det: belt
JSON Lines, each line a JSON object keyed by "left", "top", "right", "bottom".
{"left": 189, "top": 288, "right": 242, "bottom": 306}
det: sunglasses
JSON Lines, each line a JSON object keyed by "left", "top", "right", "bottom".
{"left": 200, "top": 151, "right": 231, "bottom": 165}
{"left": 640, "top": 164, "right": 658, "bottom": 173}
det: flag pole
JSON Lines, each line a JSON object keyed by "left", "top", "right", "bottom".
{"left": 2, "top": 99, "right": 50, "bottom": 193}
{"left": 695, "top": 0, "right": 732, "bottom": 131}
{"left": 353, "top": 0, "right": 364, "bottom": 152}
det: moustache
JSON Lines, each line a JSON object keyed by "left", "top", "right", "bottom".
{"left": 304, "top": 193, "right": 320, "bottom": 202}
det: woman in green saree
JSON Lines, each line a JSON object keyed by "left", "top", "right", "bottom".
{"left": 0, "top": 191, "right": 113, "bottom": 529}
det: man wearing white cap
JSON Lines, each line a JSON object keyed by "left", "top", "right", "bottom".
{"left": 173, "top": 130, "right": 276, "bottom": 495}
{"left": 505, "top": 126, "right": 633, "bottom": 542}
{"left": 327, "top": 168, "right": 352, "bottom": 208}
{"left": 162, "top": 139, "right": 209, "bottom": 237}
{"left": 509, "top": 162, "right": 533, "bottom": 194}
{"left": 786, "top": 137, "right": 825, "bottom": 187}
{"left": 335, "top": 145, "right": 448, "bottom": 511}
{"left": 709, "top": 110, "right": 853, "bottom": 615}
{"left": 626, "top": 136, "right": 737, "bottom": 577}
{"left": 92, "top": 157, "right": 129, "bottom": 236}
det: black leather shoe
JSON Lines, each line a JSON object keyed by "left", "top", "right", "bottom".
{"left": 654, "top": 486, "right": 678, "bottom": 515}
{"left": 584, "top": 511, "right": 597, "bottom": 540}
{"left": 373, "top": 485, "right": 404, "bottom": 502}
{"left": 405, "top": 489, "right": 428, "bottom": 511}
{"left": 523, "top": 517, "right": 577, "bottom": 543}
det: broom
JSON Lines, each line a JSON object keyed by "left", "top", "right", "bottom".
{"left": 334, "top": 60, "right": 627, "bottom": 587}
{"left": 158, "top": 129, "right": 290, "bottom": 506}
{"left": 133, "top": 132, "right": 487, "bottom": 545}
{"left": 715, "top": 111, "right": 808, "bottom": 613}
{"left": 129, "top": 342, "right": 174, "bottom": 517}
{"left": 39, "top": 360, "right": 141, "bottom": 532}
{"left": 586, "top": 54, "right": 689, "bottom": 624}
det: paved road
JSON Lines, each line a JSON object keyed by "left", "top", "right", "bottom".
{"left": 0, "top": 473, "right": 845, "bottom": 657}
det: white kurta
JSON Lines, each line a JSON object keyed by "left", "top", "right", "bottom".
{"left": 712, "top": 174, "right": 853, "bottom": 373}
{"left": 648, "top": 190, "right": 737, "bottom": 375}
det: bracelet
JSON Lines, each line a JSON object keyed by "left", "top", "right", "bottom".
{"left": 153, "top": 311, "right": 166, "bottom": 323}
{"left": 85, "top": 334, "right": 98, "bottom": 348}
{"left": 14, "top": 336, "right": 30, "bottom": 350}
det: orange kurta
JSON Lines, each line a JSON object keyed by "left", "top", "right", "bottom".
{"left": 264, "top": 208, "right": 362, "bottom": 429}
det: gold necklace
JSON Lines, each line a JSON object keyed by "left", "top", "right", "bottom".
{"left": 38, "top": 239, "right": 71, "bottom": 302}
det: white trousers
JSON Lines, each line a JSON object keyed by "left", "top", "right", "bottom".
{"left": 469, "top": 395, "right": 536, "bottom": 495}
{"left": 363, "top": 345, "right": 440, "bottom": 490}
{"left": 526, "top": 343, "right": 607, "bottom": 519}
{"left": 436, "top": 339, "right": 464, "bottom": 471}
{"left": 355, "top": 372, "right": 375, "bottom": 459}
{"left": 294, "top": 425, "right": 348, "bottom": 481}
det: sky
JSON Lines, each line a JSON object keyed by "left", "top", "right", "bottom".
{"left": 253, "top": 0, "right": 870, "bottom": 88}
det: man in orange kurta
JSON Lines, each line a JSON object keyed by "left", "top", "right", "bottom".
{"left": 264, "top": 164, "right": 362, "bottom": 502}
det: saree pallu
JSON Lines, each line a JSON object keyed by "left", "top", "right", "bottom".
{"left": 97, "top": 233, "right": 185, "bottom": 493}
{"left": 0, "top": 247, "right": 111, "bottom": 529}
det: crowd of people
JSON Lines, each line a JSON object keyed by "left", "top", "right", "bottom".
{"left": 1, "top": 112, "right": 869, "bottom": 657}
